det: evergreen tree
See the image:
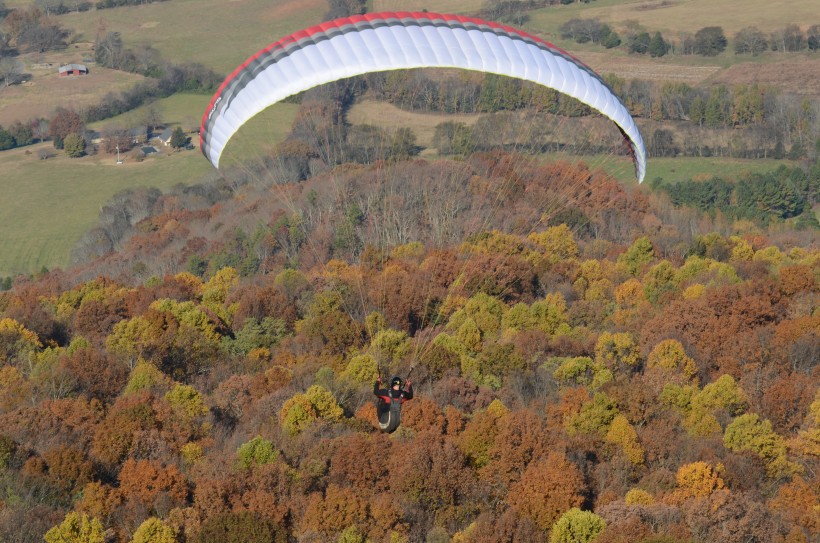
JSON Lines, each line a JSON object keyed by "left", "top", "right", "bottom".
{"left": 169, "top": 126, "right": 189, "bottom": 148}
{"left": 694, "top": 26, "right": 728, "bottom": 56}
{"left": 63, "top": 133, "right": 86, "bottom": 158}
{"left": 649, "top": 32, "right": 668, "bottom": 57}
{"left": 0, "top": 125, "right": 14, "bottom": 150}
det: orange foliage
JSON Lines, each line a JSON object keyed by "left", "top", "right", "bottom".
{"left": 506, "top": 452, "right": 584, "bottom": 530}
{"left": 118, "top": 458, "right": 188, "bottom": 512}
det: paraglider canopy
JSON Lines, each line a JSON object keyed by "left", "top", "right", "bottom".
{"left": 200, "top": 11, "right": 646, "bottom": 182}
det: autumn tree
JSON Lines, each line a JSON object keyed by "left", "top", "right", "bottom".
{"left": 550, "top": 508, "right": 606, "bottom": 543}
{"left": 507, "top": 452, "right": 585, "bottom": 530}
{"left": 193, "top": 511, "right": 287, "bottom": 543}
{"left": 49, "top": 107, "right": 85, "bottom": 149}
{"left": 44, "top": 512, "right": 105, "bottom": 543}
{"left": 131, "top": 517, "right": 177, "bottom": 543}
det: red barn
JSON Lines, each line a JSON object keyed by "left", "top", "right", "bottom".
{"left": 58, "top": 64, "right": 88, "bottom": 76}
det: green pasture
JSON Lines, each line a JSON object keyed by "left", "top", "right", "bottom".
{"left": 61, "top": 0, "right": 327, "bottom": 74}
{"left": 0, "top": 97, "right": 299, "bottom": 277}
{"left": 219, "top": 103, "right": 301, "bottom": 165}
{"left": 0, "top": 145, "right": 212, "bottom": 277}
{"left": 642, "top": 156, "right": 798, "bottom": 185}
{"left": 89, "top": 93, "right": 212, "bottom": 133}
{"left": 368, "top": 0, "right": 482, "bottom": 13}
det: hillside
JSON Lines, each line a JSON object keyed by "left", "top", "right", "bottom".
{"left": 0, "top": 163, "right": 817, "bottom": 540}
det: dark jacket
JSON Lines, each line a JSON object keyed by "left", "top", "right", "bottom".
{"left": 373, "top": 380, "right": 413, "bottom": 404}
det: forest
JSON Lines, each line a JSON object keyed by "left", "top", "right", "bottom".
{"left": 0, "top": 133, "right": 818, "bottom": 543}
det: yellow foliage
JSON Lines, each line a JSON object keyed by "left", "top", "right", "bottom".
{"left": 180, "top": 442, "right": 203, "bottom": 468}
{"left": 646, "top": 339, "right": 698, "bottom": 382}
{"left": 528, "top": 224, "right": 579, "bottom": 264}
{"left": 792, "top": 391, "right": 820, "bottom": 457}
{"left": 605, "top": 414, "right": 645, "bottom": 465}
{"left": 131, "top": 517, "right": 176, "bottom": 543}
{"left": 673, "top": 461, "right": 724, "bottom": 500}
{"left": 165, "top": 383, "right": 208, "bottom": 418}
{"left": 173, "top": 272, "right": 204, "bottom": 295}
{"left": 595, "top": 331, "right": 641, "bottom": 371}
{"left": 682, "top": 283, "right": 706, "bottom": 299}
{"left": 44, "top": 512, "right": 105, "bottom": 543}
{"left": 124, "top": 359, "right": 173, "bottom": 395}
{"left": 729, "top": 236, "right": 754, "bottom": 262}
{"left": 342, "top": 353, "right": 378, "bottom": 384}
{"left": 0, "top": 317, "right": 42, "bottom": 363}
{"left": 455, "top": 317, "right": 482, "bottom": 353}
{"left": 391, "top": 241, "right": 425, "bottom": 260}
{"left": 624, "top": 488, "right": 654, "bottom": 505}
{"left": 753, "top": 246, "right": 785, "bottom": 266}
{"left": 614, "top": 278, "right": 644, "bottom": 307}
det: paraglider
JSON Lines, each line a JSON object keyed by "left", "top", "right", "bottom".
{"left": 200, "top": 11, "right": 646, "bottom": 182}
{"left": 373, "top": 371, "right": 414, "bottom": 433}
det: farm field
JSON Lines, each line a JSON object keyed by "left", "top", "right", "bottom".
{"left": 60, "top": 0, "right": 327, "bottom": 74}
{"left": 0, "top": 142, "right": 213, "bottom": 277}
{"left": 0, "top": 97, "right": 299, "bottom": 276}
{"left": 347, "top": 100, "right": 482, "bottom": 149}
{"left": 0, "top": 56, "right": 146, "bottom": 126}
{"left": 88, "top": 92, "right": 213, "bottom": 133}
{"left": 369, "top": 0, "right": 481, "bottom": 13}
{"left": 525, "top": 0, "right": 820, "bottom": 40}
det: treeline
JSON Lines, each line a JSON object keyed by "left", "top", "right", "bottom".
{"left": 560, "top": 20, "right": 820, "bottom": 58}
{"left": 0, "top": 120, "right": 35, "bottom": 150}
{"left": 0, "top": 5, "right": 70, "bottom": 54}
{"left": 83, "top": 62, "right": 222, "bottom": 122}
{"left": 660, "top": 164, "right": 820, "bottom": 228}
{"left": 360, "top": 70, "right": 819, "bottom": 160}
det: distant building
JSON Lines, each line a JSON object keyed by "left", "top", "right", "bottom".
{"left": 58, "top": 64, "right": 88, "bottom": 76}
{"left": 130, "top": 126, "right": 148, "bottom": 144}
{"left": 157, "top": 128, "right": 174, "bottom": 146}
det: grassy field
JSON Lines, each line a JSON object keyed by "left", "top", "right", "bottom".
{"left": 642, "top": 156, "right": 798, "bottom": 184}
{"left": 0, "top": 142, "right": 214, "bottom": 277}
{"left": 348, "top": 100, "right": 482, "bottom": 148}
{"left": 369, "top": 0, "right": 481, "bottom": 13}
{"left": 88, "top": 92, "right": 213, "bottom": 133}
{"left": 524, "top": 0, "right": 820, "bottom": 40}
{"left": 0, "top": 56, "right": 147, "bottom": 126}
{"left": 61, "top": 0, "right": 327, "bottom": 74}
{"left": 0, "top": 96, "right": 299, "bottom": 277}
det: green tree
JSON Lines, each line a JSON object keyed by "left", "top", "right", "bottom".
{"left": 433, "top": 121, "right": 474, "bottom": 155}
{"left": 166, "top": 383, "right": 208, "bottom": 419}
{"left": 694, "top": 26, "right": 727, "bottom": 56}
{"left": 549, "top": 508, "right": 606, "bottom": 543}
{"left": 704, "top": 85, "right": 731, "bottom": 128}
{"left": 236, "top": 435, "right": 278, "bottom": 469}
{"left": 618, "top": 236, "right": 655, "bottom": 275}
{"left": 648, "top": 31, "right": 668, "bottom": 57}
{"left": 0, "top": 125, "right": 14, "bottom": 150}
{"left": 44, "top": 512, "right": 105, "bottom": 543}
{"left": 724, "top": 413, "right": 801, "bottom": 478}
{"left": 63, "top": 132, "right": 86, "bottom": 157}
{"left": 169, "top": 126, "right": 189, "bottom": 148}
